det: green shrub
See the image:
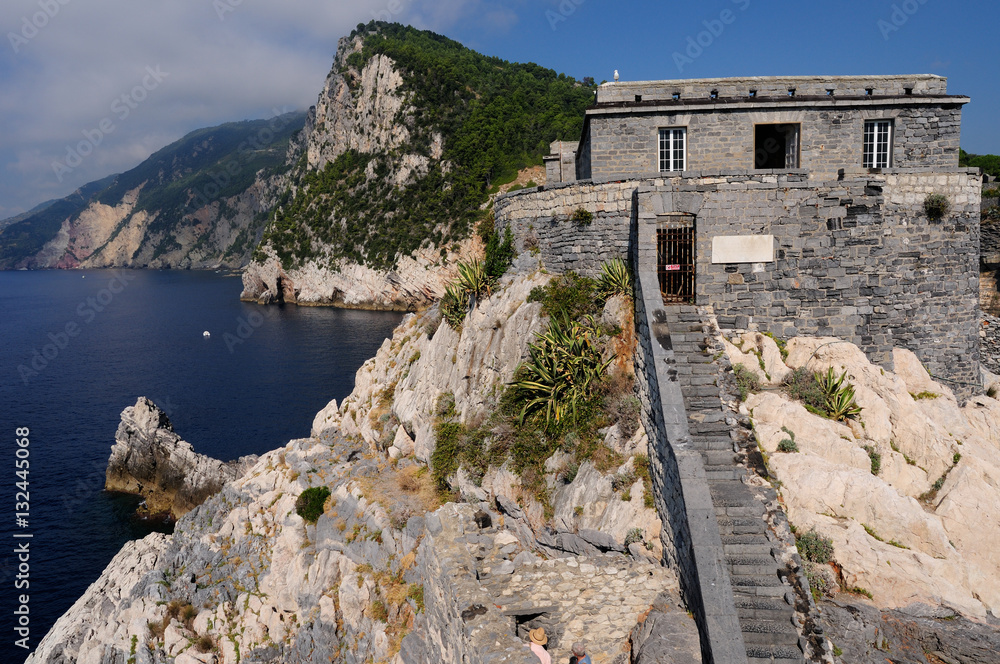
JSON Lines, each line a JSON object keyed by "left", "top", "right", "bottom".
{"left": 783, "top": 367, "right": 826, "bottom": 415}
{"left": 509, "top": 315, "right": 612, "bottom": 426}
{"left": 924, "top": 193, "right": 950, "bottom": 220}
{"left": 796, "top": 528, "right": 834, "bottom": 564}
{"left": 597, "top": 257, "right": 633, "bottom": 299}
{"left": 733, "top": 364, "right": 760, "bottom": 401}
{"left": 527, "top": 272, "right": 601, "bottom": 320}
{"left": 407, "top": 584, "right": 425, "bottom": 613}
{"left": 863, "top": 445, "right": 881, "bottom": 475}
{"left": 295, "top": 486, "right": 331, "bottom": 523}
{"left": 777, "top": 426, "right": 798, "bottom": 453}
{"left": 570, "top": 208, "right": 593, "bottom": 225}
{"left": 483, "top": 225, "right": 515, "bottom": 282}
{"left": 624, "top": 527, "right": 646, "bottom": 548}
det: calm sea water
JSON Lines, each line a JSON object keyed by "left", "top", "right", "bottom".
{"left": 0, "top": 270, "right": 402, "bottom": 662}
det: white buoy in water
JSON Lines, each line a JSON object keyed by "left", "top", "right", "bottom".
{"left": 203, "top": 331, "right": 211, "bottom": 338}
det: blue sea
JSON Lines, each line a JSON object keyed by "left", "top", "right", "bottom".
{"left": 0, "top": 270, "right": 403, "bottom": 662}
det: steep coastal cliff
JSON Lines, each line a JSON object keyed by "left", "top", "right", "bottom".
{"left": 0, "top": 115, "right": 304, "bottom": 270}
{"left": 241, "top": 23, "right": 593, "bottom": 309}
{"left": 29, "top": 264, "right": 699, "bottom": 664}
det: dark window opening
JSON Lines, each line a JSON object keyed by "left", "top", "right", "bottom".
{"left": 754, "top": 123, "right": 800, "bottom": 169}
{"left": 788, "top": 88, "right": 796, "bottom": 97}
{"left": 635, "top": 94, "right": 642, "bottom": 103}
{"left": 865, "top": 88, "right": 874, "bottom": 96}
{"left": 904, "top": 87, "right": 913, "bottom": 95}
{"left": 749, "top": 89, "right": 757, "bottom": 98}
{"left": 672, "top": 92, "right": 681, "bottom": 100}
{"left": 710, "top": 89, "right": 718, "bottom": 99}
{"left": 826, "top": 89, "right": 835, "bottom": 96}
{"left": 657, "top": 214, "right": 696, "bottom": 304}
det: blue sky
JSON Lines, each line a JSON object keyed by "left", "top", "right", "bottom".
{"left": 0, "top": 0, "right": 997, "bottom": 217}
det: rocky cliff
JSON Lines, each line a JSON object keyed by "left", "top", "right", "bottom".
{"left": 0, "top": 114, "right": 305, "bottom": 270}
{"left": 241, "top": 22, "right": 594, "bottom": 309}
{"left": 106, "top": 397, "right": 258, "bottom": 520}
{"left": 724, "top": 331, "right": 1000, "bottom": 660}
{"left": 29, "top": 263, "right": 698, "bottom": 664}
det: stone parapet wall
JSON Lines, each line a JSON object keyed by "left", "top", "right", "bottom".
{"left": 597, "top": 75, "right": 948, "bottom": 103}
{"left": 630, "top": 201, "right": 747, "bottom": 664}
{"left": 494, "top": 180, "right": 637, "bottom": 277}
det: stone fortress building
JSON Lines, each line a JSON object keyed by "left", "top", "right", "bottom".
{"left": 510, "top": 74, "right": 982, "bottom": 397}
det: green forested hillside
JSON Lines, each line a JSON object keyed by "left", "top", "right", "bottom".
{"left": 0, "top": 114, "right": 305, "bottom": 268}
{"left": 257, "top": 22, "right": 595, "bottom": 270}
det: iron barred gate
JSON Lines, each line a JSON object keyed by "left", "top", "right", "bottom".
{"left": 656, "top": 213, "right": 695, "bottom": 304}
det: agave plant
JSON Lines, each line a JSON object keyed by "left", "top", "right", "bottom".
{"left": 510, "top": 315, "right": 612, "bottom": 426}
{"left": 456, "top": 258, "right": 492, "bottom": 299}
{"left": 598, "top": 258, "right": 633, "bottom": 299}
{"left": 815, "top": 366, "right": 862, "bottom": 421}
{"left": 440, "top": 283, "right": 470, "bottom": 328}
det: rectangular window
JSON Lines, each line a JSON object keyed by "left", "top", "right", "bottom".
{"left": 659, "top": 128, "right": 686, "bottom": 172}
{"left": 863, "top": 120, "right": 892, "bottom": 168}
{"left": 754, "top": 123, "right": 800, "bottom": 169}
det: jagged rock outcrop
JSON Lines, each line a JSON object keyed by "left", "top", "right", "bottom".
{"left": 729, "top": 335, "right": 1000, "bottom": 621}
{"left": 105, "top": 397, "right": 257, "bottom": 520}
{"left": 240, "top": 240, "right": 479, "bottom": 309}
{"left": 33, "top": 261, "right": 690, "bottom": 664}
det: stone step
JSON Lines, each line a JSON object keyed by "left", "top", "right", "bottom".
{"left": 686, "top": 410, "right": 728, "bottom": 424}
{"left": 701, "top": 449, "right": 738, "bottom": 466}
{"left": 716, "top": 517, "right": 767, "bottom": 534}
{"left": 684, "top": 398, "right": 724, "bottom": 410}
{"left": 730, "top": 562, "right": 782, "bottom": 576}
{"left": 706, "top": 468, "right": 742, "bottom": 481}
{"left": 724, "top": 543, "right": 774, "bottom": 556}
{"left": 738, "top": 605, "right": 796, "bottom": 623}
{"left": 730, "top": 574, "right": 784, "bottom": 588}
{"left": 741, "top": 621, "right": 800, "bottom": 643}
{"left": 691, "top": 438, "right": 735, "bottom": 451}
{"left": 716, "top": 505, "right": 763, "bottom": 519}
{"left": 746, "top": 644, "right": 804, "bottom": 661}
{"left": 733, "top": 584, "right": 791, "bottom": 598}
{"left": 727, "top": 555, "right": 775, "bottom": 567}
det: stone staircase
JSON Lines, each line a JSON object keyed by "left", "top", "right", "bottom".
{"left": 663, "top": 306, "right": 805, "bottom": 664}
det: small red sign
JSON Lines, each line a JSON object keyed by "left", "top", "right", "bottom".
{"left": 665, "top": 264, "right": 681, "bottom": 271}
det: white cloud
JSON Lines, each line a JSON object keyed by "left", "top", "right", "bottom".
{"left": 0, "top": 0, "right": 490, "bottom": 215}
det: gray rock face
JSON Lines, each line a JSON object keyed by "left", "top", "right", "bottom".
{"left": 822, "top": 599, "right": 1000, "bottom": 664}
{"left": 630, "top": 598, "right": 703, "bottom": 664}
{"left": 105, "top": 397, "right": 257, "bottom": 520}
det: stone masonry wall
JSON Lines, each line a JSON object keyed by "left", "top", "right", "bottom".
{"left": 497, "top": 169, "right": 982, "bottom": 398}
{"left": 630, "top": 200, "right": 747, "bottom": 664}
{"left": 494, "top": 180, "right": 637, "bottom": 277}
{"left": 635, "top": 169, "right": 981, "bottom": 398}
{"left": 400, "top": 504, "right": 537, "bottom": 664}
{"left": 585, "top": 104, "right": 963, "bottom": 181}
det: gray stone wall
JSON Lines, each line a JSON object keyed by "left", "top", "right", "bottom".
{"left": 401, "top": 504, "right": 537, "bottom": 664}
{"left": 585, "top": 104, "right": 963, "bottom": 182}
{"left": 496, "top": 168, "right": 982, "bottom": 398}
{"left": 637, "top": 168, "right": 982, "bottom": 398}
{"left": 597, "top": 75, "right": 948, "bottom": 103}
{"left": 630, "top": 204, "right": 747, "bottom": 664}
{"left": 494, "top": 180, "right": 637, "bottom": 277}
